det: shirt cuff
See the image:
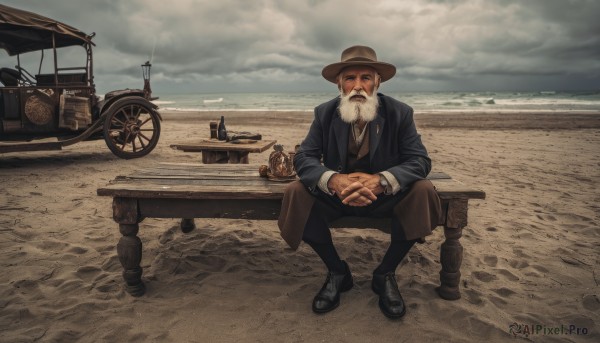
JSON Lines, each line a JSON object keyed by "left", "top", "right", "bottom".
{"left": 379, "top": 171, "right": 401, "bottom": 195}
{"left": 318, "top": 170, "right": 338, "bottom": 195}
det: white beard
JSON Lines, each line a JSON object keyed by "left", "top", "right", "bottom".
{"left": 338, "top": 89, "right": 379, "bottom": 124}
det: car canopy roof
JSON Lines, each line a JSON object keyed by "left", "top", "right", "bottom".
{"left": 0, "top": 4, "right": 94, "bottom": 56}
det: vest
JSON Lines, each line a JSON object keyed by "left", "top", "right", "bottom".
{"left": 346, "top": 124, "right": 371, "bottom": 173}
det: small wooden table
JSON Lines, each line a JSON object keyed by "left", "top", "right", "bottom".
{"left": 97, "top": 163, "right": 485, "bottom": 298}
{"left": 170, "top": 139, "right": 277, "bottom": 164}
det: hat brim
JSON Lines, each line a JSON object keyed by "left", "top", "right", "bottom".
{"left": 321, "top": 61, "right": 396, "bottom": 83}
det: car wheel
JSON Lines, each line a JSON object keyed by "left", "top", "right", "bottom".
{"left": 102, "top": 97, "right": 161, "bottom": 159}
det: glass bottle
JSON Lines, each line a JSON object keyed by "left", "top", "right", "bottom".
{"left": 217, "top": 115, "right": 227, "bottom": 141}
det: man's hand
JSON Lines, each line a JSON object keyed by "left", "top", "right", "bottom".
{"left": 340, "top": 181, "right": 377, "bottom": 206}
{"left": 348, "top": 172, "right": 385, "bottom": 195}
{"left": 328, "top": 173, "right": 377, "bottom": 207}
{"left": 327, "top": 173, "right": 354, "bottom": 196}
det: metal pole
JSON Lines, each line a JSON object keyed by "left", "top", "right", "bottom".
{"left": 39, "top": 50, "right": 44, "bottom": 75}
{"left": 88, "top": 43, "right": 94, "bottom": 89}
{"left": 52, "top": 32, "right": 58, "bottom": 85}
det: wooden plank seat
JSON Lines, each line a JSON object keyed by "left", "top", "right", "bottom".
{"left": 97, "top": 163, "right": 485, "bottom": 299}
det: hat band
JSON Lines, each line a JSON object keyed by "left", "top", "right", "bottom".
{"left": 343, "top": 57, "right": 377, "bottom": 63}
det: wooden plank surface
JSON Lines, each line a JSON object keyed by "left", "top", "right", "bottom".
{"left": 170, "top": 139, "right": 277, "bottom": 153}
{"left": 431, "top": 179, "right": 487, "bottom": 200}
{"left": 97, "top": 163, "right": 485, "bottom": 200}
{"left": 124, "top": 163, "right": 451, "bottom": 180}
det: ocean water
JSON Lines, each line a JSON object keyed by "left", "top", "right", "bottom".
{"left": 153, "top": 91, "right": 600, "bottom": 112}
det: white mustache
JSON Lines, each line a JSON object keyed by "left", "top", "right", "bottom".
{"left": 347, "top": 90, "right": 366, "bottom": 99}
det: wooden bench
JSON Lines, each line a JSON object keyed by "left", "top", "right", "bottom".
{"left": 97, "top": 163, "right": 485, "bottom": 299}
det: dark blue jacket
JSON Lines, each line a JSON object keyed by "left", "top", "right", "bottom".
{"left": 294, "top": 93, "right": 431, "bottom": 195}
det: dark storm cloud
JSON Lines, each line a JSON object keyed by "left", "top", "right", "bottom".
{"left": 1, "top": 0, "right": 597, "bottom": 93}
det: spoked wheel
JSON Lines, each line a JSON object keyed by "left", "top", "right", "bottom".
{"left": 102, "top": 97, "right": 161, "bottom": 159}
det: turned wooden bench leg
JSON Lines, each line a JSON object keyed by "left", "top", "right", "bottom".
{"left": 180, "top": 218, "right": 196, "bottom": 233}
{"left": 113, "top": 197, "right": 145, "bottom": 297}
{"left": 436, "top": 199, "right": 468, "bottom": 300}
{"left": 118, "top": 223, "right": 145, "bottom": 297}
{"left": 437, "top": 227, "right": 463, "bottom": 300}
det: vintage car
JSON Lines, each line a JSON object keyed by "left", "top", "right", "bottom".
{"left": 0, "top": 4, "right": 161, "bottom": 159}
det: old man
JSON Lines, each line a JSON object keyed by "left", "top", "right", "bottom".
{"left": 278, "top": 45, "right": 441, "bottom": 319}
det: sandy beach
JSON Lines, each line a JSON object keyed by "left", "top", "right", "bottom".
{"left": 1, "top": 110, "right": 599, "bottom": 342}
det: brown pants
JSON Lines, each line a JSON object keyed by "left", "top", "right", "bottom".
{"left": 278, "top": 180, "right": 442, "bottom": 250}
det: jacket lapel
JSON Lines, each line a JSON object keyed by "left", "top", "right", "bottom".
{"left": 369, "top": 111, "right": 385, "bottom": 163}
{"left": 332, "top": 112, "right": 349, "bottom": 170}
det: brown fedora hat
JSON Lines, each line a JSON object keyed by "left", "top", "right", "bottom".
{"left": 321, "top": 45, "right": 396, "bottom": 83}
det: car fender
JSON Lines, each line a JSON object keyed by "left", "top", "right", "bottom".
{"left": 99, "top": 94, "right": 162, "bottom": 121}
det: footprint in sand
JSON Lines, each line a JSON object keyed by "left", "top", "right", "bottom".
{"left": 464, "top": 289, "right": 484, "bottom": 305}
{"left": 495, "top": 268, "right": 520, "bottom": 281}
{"left": 472, "top": 271, "right": 497, "bottom": 282}
{"left": 94, "top": 277, "right": 120, "bottom": 293}
{"left": 483, "top": 255, "right": 498, "bottom": 267}
{"left": 493, "top": 287, "right": 516, "bottom": 297}
{"left": 68, "top": 246, "right": 88, "bottom": 254}
{"left": 531, "top": 264, "right": 549, "bottom": 273}
{"left": 535, "top": 214, "right": 557, "bottom": 221}
{"left": 582, "top": 294, "right": 600, "bottom": 312}
{"left": 508, "top": 259, "right": 529, "bottom": 269}
{"left": 76, "top": 265, "right": 102, "bottom": 282}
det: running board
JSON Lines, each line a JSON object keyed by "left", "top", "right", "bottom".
{"left": 0, "top": 121, "right": 103, "bottom": 154}
{"left": 0, "top": 141, "right": 64, "bottom": 153}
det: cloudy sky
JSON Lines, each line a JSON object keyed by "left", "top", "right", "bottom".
{"left": 1, "top": 0, "right": 599, "bottom": 94}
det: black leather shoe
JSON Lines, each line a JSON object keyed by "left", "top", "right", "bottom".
{"left": 372, "top": 272, "right": 406, "bottom": 319}
{"left": 312, "top": 261, "right": 353, "bottom": 313}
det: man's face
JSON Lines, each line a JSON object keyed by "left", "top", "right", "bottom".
{"left": 337, "top": 66, "right": 380, "bottom": 124}
{"left": 338, "top": 66, "right": 380, "bottom": 101}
